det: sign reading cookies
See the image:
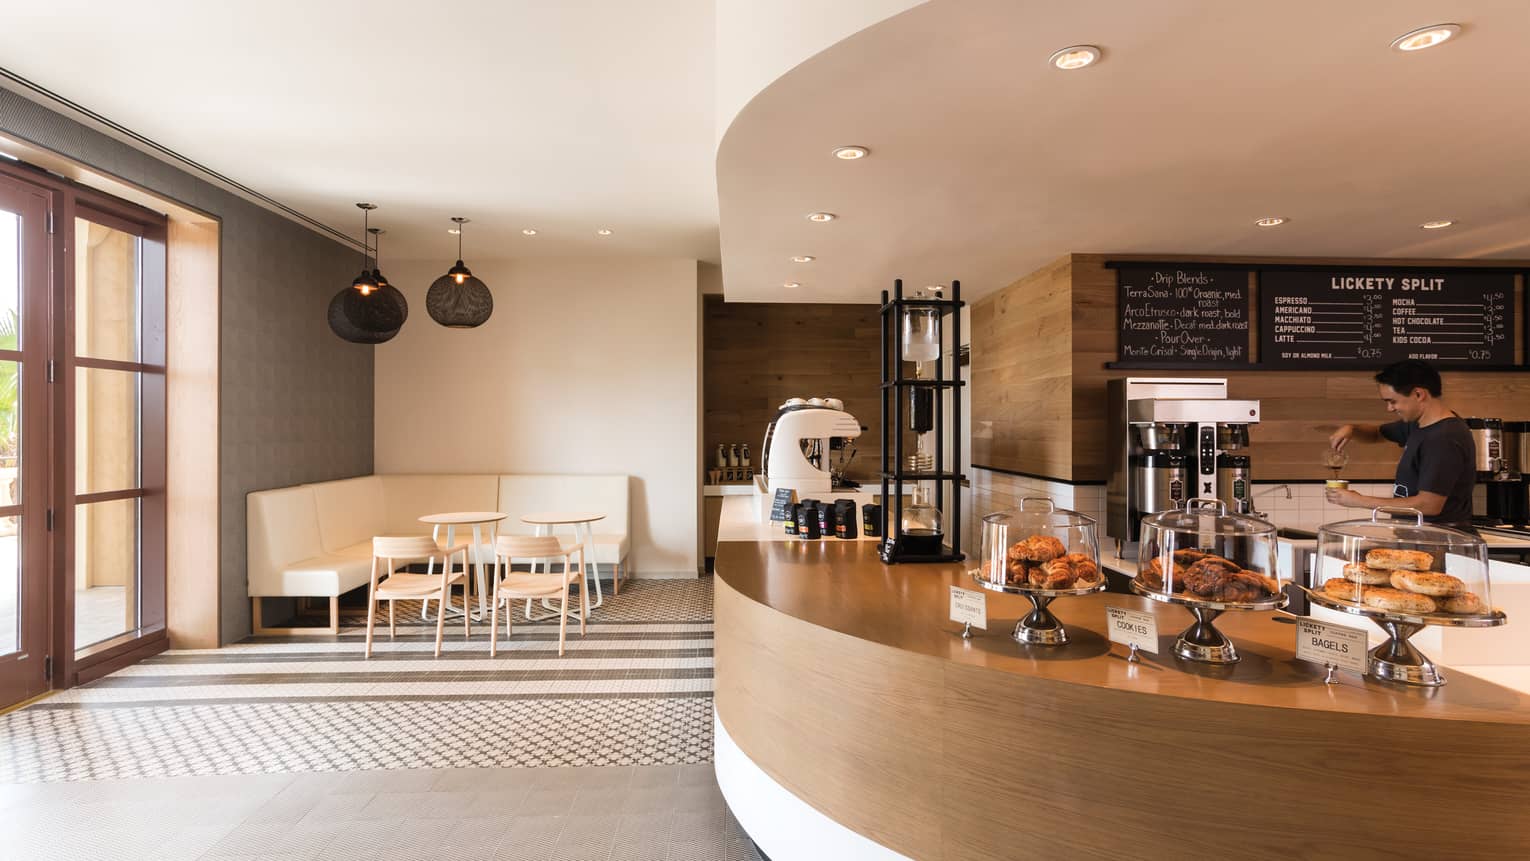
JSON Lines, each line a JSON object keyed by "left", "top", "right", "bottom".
{"left": 1295, "top": 618, "right": 1368, "bottom": 674}
{"left": 949, "top": 586, "right": 987, "bottom": 630}
{"left": 1106, "top": 606, "right": 1158, "bottom": 654}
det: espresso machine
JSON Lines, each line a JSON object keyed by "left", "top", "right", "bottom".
{"left": 1106, "top": 378, "right": 1262, "bottom": 546}
{"left": 762, "top": 398, "right": 864, "bottom": 496}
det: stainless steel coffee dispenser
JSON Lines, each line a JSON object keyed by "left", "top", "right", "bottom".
{"left": 1106, "top": 378, "right": 1262, "bottom": 545}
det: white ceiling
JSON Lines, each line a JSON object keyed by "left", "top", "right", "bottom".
{"left": 717, "top": 0, "right": 1530, "bottom": 302}
{"left": 0, "top": 0, "right": 721, "bottom": 262}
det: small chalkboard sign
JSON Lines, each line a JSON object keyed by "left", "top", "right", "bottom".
{"left": 769, "top": 487, "right": 796, "bottom": 521}
{"left": 1117, "top": 265, "right": 1252, "bottom": 364}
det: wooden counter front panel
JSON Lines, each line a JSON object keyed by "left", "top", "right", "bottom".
{"left": 715, "top": 579, "right": 945, "bottom": 860}
{"left": 716, "top": 558, "right": 1530, "bottom": 859}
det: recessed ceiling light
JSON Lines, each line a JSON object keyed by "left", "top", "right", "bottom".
{"left": 791, "top": 255, "right": 815, "bottom": 263}
{"left": 596, "top": 228, "right": 613, "bottom": 235}
{"left": 1420, "top": 219, "right": 1456, "bottom": 229}
{"left": 1049, "top": 45, "right": 1101, "bottom": 70}
{"left": 522, "top": 228, "right": 538, "bottom": 236}
{"left": 447, "top": 227, "right": 461, "bottom": 235}
{"left": 806, "top": 212, "right": 837, "bottom": 222}
{"left": 832, "top": 146, "right": 869, "bottom": 160}
{"left": 1254, "top": 216, "right": 1287, "bottom": 227}
{"left": 1392, "top": 24, "right": 1460, "bottom": 52}
{"left": 784, "top": 282, "right": 801, "bottom": 289}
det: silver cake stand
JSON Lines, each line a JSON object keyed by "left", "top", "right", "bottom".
{"left": 1304, "top": 588, "right": 1507, "bottom": 687}
{"left": 1130, "top": 580, "right": 1287, "bottom": 664}
{"left": 972, "top": 571, "right": 1107, "bottom": 645}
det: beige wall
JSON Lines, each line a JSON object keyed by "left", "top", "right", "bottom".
{"left": 374, "top": 257, "right": 702, "bottom": 576}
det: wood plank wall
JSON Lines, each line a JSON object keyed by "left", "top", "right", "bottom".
{"left": 975, "top": 253, "right": 1530, "bottom": 483}
{"left": 703, "top": 296, "right": 886, "bottom": 482}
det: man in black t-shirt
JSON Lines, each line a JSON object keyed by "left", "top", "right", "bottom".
{"left": 1327, "top": 360, "right": 1476, "bottom": 530}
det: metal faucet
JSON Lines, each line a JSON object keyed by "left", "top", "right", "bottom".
{"left": 1253, "top": 484, "right": 1292, "bottom": 500}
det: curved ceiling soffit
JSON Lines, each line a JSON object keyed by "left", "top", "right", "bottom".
{"left": 716, "top": 0, "right": 1530, "bottom": 304}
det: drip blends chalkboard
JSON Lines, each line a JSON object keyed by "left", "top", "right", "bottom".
{"left": 1259, "top": 269, "right": 1513, "bottom": 368}
{"left": 1117, "top": 266, "right": 1252, "bottom": 363}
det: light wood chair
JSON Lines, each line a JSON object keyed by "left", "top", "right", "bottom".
{"left": 490, "top": 535, "right": 588, "bottom": 657}
{"left": 365, "top": 535, "right": 472, "bottom": 658}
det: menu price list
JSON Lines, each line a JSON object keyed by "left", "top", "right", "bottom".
{"left": 1117, "top": 266, "right": 1252, "bottom": 364}
{"left": 1259, "top": 270, "right": 1514, "bottom": 368}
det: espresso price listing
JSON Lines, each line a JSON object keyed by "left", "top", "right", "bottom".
{"left": 1105, "top": 606, "right": 1158, "bottom": 654}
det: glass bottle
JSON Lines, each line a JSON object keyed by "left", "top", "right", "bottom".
{"left": 899, "top": 484, "right": 944, "bottom": 555}
{"left": 901, "top": 305, "right": 940, "bottom": 363}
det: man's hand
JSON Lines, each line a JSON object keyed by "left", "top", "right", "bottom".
{"left": 1329, "top": 425, "right": 1355, "bottom": 452}
{"left": 1325, "top": 487, "right": 1367, "bottom": 507}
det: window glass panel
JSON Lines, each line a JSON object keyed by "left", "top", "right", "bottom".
{"left": 0, "top": 210, "right": 16, "bottom": 349}
{"left": 0, "top": 515, "right": 16, "bottom": 656}
{"left": 75, "top": 367, "right": 140, "bottom": 494}
{"left": 0, "top": 360, "right": 15, "bottom": 503}
{"left": 73, "top": 217, "right": 140, "bottom": 363}
{"left": 75, "top": 498, "right": 139, "bottom": 650}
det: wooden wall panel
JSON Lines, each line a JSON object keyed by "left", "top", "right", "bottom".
{"left": 972, "top": 252, "right": 1530, "bottom": 483}
{"left": 970, "top": 255, "right": 1074, "bottom": 477}
{"left": 703, "top": 297, "right": 888, "bottom": 482}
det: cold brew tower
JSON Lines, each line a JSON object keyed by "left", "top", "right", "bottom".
{"left": 1106, "top": 378, "right": 1261, "bottom": 547}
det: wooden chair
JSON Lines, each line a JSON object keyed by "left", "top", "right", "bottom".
{"left": 365, "top": 535, "right": 472, "bottom": 658}
{"left": 490, "top": 535, "right": 588, "bottom": 657}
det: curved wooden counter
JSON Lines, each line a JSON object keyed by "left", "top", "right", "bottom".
{"left": 715, "top": 540, "right": 1530, "bottom": 860}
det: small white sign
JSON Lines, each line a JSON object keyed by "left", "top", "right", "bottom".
{"left": 949, "top": 586, "right": 987, "bottom": 630}
{"left": 1106, "top": 606, "right": 1159, "bottom": 654}
{"left": 1295, "top": 618, "right": 1368, "bottom": 675}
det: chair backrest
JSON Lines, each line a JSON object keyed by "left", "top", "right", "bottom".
{"left": 373, "top": 535, "right": 447, "bottom": 560}
{"left": 310, "top": 475, "right": 387, "bottom": 552}
{"left": 246, "top": 485, "right": 325, "bottom": 593}
{"left": 495, "top": 534, "right": 568, "bottom": 559}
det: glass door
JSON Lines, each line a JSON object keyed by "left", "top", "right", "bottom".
{"left": 0, "top": 173, "right": 54, "bottom": 708}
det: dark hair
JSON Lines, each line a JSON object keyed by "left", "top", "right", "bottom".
{"left": 1374, "top": 360, "right": 1442, "bottom": 397}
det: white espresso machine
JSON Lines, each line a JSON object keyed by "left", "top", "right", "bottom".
{"left": 762, "top": 398, "right": 863, "bottom": 496}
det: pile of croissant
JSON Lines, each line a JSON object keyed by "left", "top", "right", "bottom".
{"left": 992, "top": 534, "right": 1102, "bottom": 590}
{"left": 1139, "top": 548, "right": 1281, "bottom": 603}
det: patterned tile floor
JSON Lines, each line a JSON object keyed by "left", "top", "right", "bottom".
{"left": 0, "top": 578, "right": 764, "bottom": 860}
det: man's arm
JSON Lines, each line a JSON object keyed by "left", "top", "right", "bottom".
{"left": 1329, "top": 424, "right": 1385, "bottom": 450}
{"left": 1326, "top": 487, "right": 1446, "bottom": 516}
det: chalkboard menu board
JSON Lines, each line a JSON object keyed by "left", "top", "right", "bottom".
{"left": 1117, "top": 266, "right": 1251, "bottom": 363}
{"left": 1259, "top": 269, "right": 1514, "bottom": 368}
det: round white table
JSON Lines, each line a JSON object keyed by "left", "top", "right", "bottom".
{"left": 419, "top": 511, "right": 508, "bottom": 621}
{"left": 521, "top": 511, "right": 607, "bottom": 613}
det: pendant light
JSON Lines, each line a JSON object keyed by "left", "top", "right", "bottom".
{"left": 351, "top": 203, "right": 379, "bottom": 295}
{"left": 368, "top": 227, "right": 409, "bottom": 325}
{"left": 427, "top": 217, "right": 493, "bottom": 328}
{"left": 328, "top": 203, "right": 403, "bottom": 343}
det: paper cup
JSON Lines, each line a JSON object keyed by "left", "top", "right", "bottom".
{"left": 1325, "top": 479, "right": 1349, "bottom": 490}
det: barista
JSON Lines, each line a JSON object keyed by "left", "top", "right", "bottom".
{"left": 1326, "top": 360, "right": 1475, "bottom": 530}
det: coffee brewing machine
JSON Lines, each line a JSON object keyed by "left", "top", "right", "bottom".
{"left": 1106, "top": 378, "right": 1262, "bottom": 547}
{"left": 1474, "top": 418, "right": 1530, "bottom": 528}
{"left": 762, "top": 398, "right": 864, "bottom": 496}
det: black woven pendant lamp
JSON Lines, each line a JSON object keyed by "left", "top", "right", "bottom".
{"left": 427, "top": 217, "right": 493, "bottom": 328}
{"left": 368, "top": 227, "right": 409, "bottom": 325}
{"left": 328, "top": 203, "right": 404, "bottom": 343}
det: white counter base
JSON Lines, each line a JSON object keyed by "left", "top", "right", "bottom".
{"left": 714, "top": 711, "right": 911, "bottom": 861}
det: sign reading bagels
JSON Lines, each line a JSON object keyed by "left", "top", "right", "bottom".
{"left": 1295, "top": 618, "right": 1368, "bottom": 674}
{"left": 1106, "top": 606, "right": 1158, "bottom": 654}
{"left": 949, "top": 586, "right": 987, "bottom": 630}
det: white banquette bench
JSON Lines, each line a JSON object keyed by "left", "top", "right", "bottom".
{"left": 247, "top": 473, "right": 630, "bottom": 634}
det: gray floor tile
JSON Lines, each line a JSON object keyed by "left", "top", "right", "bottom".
{"left": 550, "top": 813, "right": 622, "bottom": 861}
{"left": 627, "top": 765, "right": 680, "bottom": 789}
{"left": 672, "top": 764, "right": 715, "bottom": 787}
{"left": 517, "top": 788, "right": 579, "bottom": 816}
{"left": 357, "top": 790, "right": 474, "bottom": 820}
{"left": 492, "top": 814, "right": 566, "bottom": 860}
{"left": 297, "top": 792, "right": 376, "bottom": 824}
{"left": 313, "top": 819, "right": 402, "bottom": 859}
{"left": 431, "top": 767, "right": 534, "bottom": 793}
{"left": 463, "top": 789, "right": 529, "bottom": 818}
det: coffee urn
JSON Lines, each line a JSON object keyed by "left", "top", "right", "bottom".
{"left": 1486, "top": 420, "right": 1529, "bottom": 526}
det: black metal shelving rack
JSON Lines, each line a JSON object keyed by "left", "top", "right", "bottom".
{"left": 879, "top": 279, "right": 965, "bottom": 564}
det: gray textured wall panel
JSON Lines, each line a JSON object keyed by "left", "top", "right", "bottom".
{"left": 0, "top": 86, "right": 374, "bottom": 644}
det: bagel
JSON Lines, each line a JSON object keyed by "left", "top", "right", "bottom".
{"left": 1388, "top": 570, "right": 1466, "bottom": 597}
{"left": 1364, "top": 548, "right": 1434, "bottom": 571}
{"left": 1322, "top": 578, "right": 1367, "bottom": 603}
{"left": 1362, "top": 587, "right": 1437, "bottom": 615}
{"left": 1438, "top": 592, "right": 1485, "bottom": 615}
{"left": 1342, "top": 563, "right": 1393, "bottom": 585}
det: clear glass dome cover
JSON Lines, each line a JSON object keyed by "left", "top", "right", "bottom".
{"left": 1135, "top": 497, "right": 1281, "bottom": 603}
{"left": 978, "top": 497, "right": 1102, "bottom": 591}
{"left": 1313, "top": 507, "right": 1495, "bottom": 620}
